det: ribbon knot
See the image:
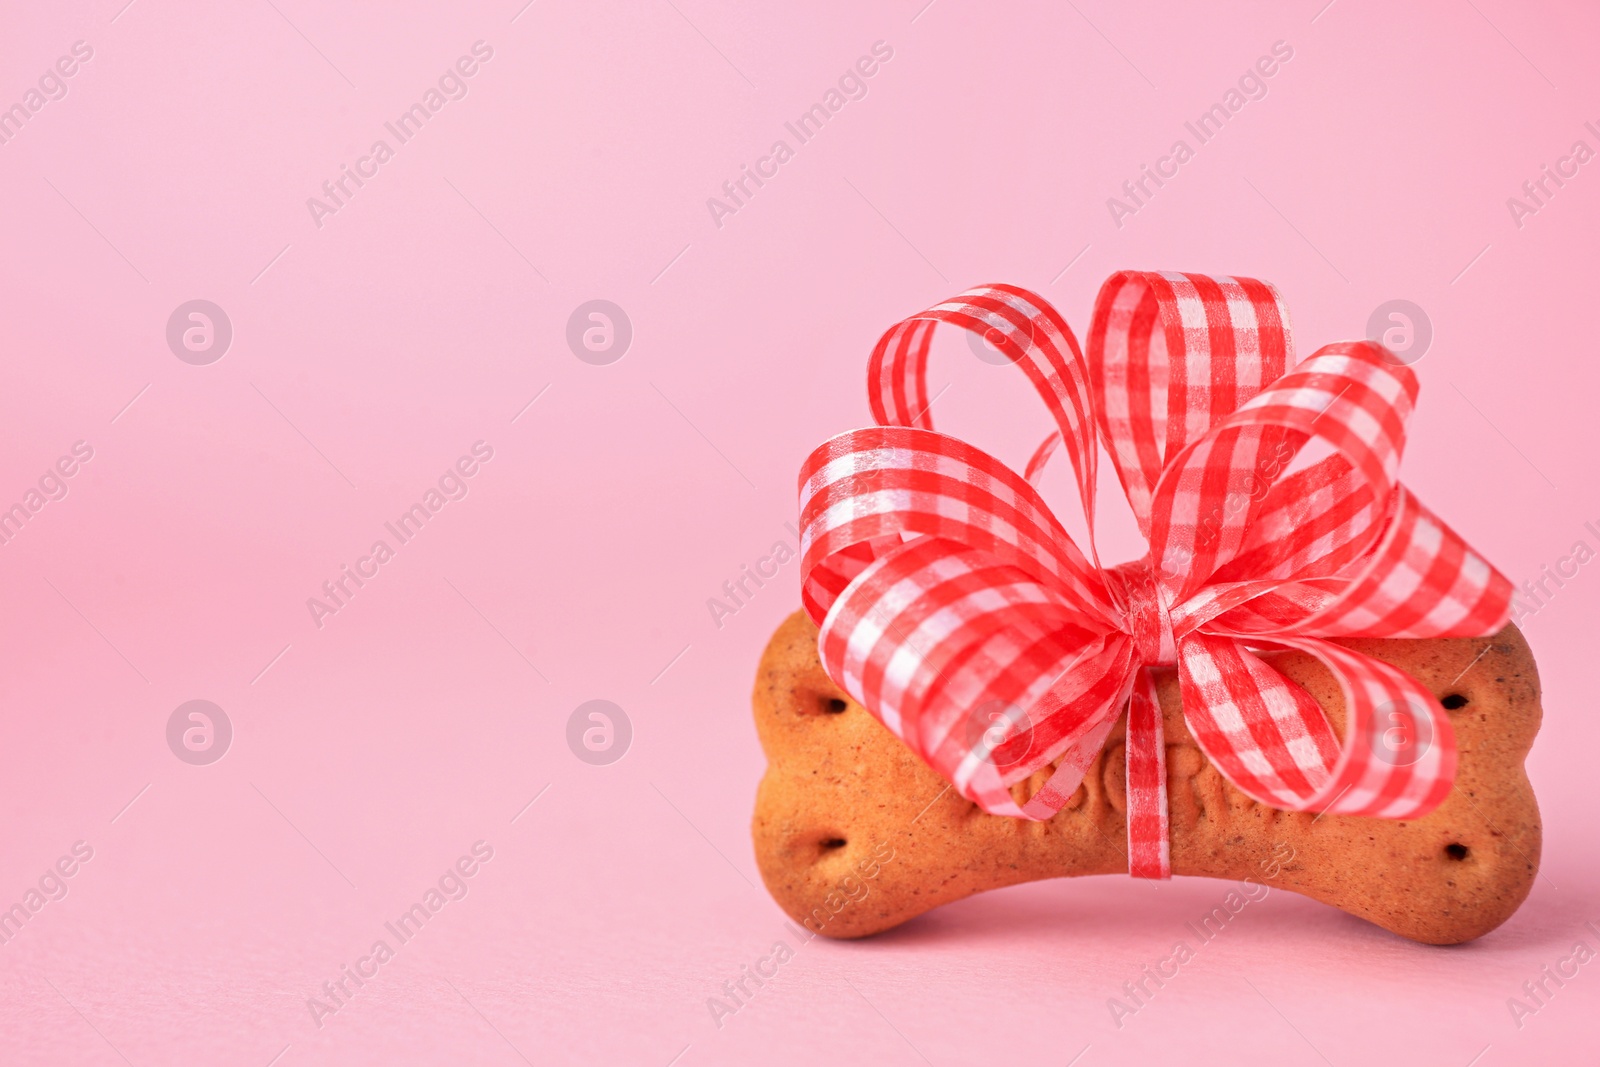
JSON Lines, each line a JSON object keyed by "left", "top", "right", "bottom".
{"left": 1107, "top": 558, "right": 1177, "bottom": 667}
{"left": 798, "top": 272, "right": 1512, "bottom": 879}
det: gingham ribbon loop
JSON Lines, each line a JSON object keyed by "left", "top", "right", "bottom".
{"left": 798, "top": 272, "right": 1514, "bottom": 879}
{"left": 1106, "top": 558, "right": 1177, "bottom": 666}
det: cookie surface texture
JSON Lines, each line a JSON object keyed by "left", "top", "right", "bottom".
{"left": 751, "top": 610, "right": 1541, "bottom": 945}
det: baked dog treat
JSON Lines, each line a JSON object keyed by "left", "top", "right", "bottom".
{"left": 752, "top": 610, "right": 1541, "bottom": 945}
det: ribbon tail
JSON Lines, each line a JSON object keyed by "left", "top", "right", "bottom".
{"left": 1016, "top": 715, "right": 1116, "bottom": 820}
{"left": 1125, "top": 669, "right": 1170, "bottom": 879}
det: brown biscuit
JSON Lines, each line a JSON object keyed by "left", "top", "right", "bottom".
{"left": 752, "top": 610, "right": 1541, "bottom": 945}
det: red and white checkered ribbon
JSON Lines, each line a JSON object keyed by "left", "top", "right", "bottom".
{"left": 797, "top": 273, "right": 1512, "bottom": 878}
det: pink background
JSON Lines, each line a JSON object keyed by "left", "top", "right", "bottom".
{"left": 1, "top": 0, "right": 1597, "bottom": 1063}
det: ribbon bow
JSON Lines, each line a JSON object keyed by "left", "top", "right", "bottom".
{"left": 797, "top": 273, "right": 1512, "bottom": 878}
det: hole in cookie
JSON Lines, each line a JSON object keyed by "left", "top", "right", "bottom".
{"left": 1441, "top": 693, "right": 1468, "bottom": 711}
{"left": 1445, "top": 843, "right": 1469, "bottom": 861}
{"left": 820, "top": 837, "right": 847, "bottom": 851}
{"left": 794, "top": 688, "right": 851, "bottom": 716}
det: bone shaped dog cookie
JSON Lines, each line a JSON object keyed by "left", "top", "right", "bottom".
{"left": 752, "top": 610, "right": 1541, "bottom": 945}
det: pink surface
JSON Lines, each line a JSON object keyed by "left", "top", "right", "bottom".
{"left": 1, "top": 1, "right": 1596, "bottom": 1064}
